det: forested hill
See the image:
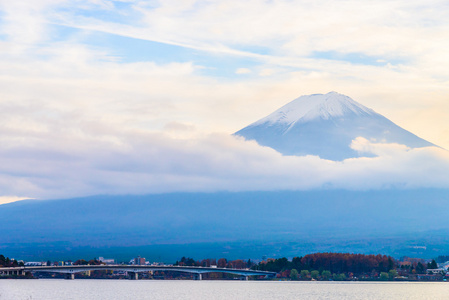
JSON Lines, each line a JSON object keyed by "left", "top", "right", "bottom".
{"left": 1, "top": 189, "right": 449, "bottom": 261}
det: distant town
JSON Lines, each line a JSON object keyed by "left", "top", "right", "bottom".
{"left": 2, "top": 252, "right": 449, "bottom": 281}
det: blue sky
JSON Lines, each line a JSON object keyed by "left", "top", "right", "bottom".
{"left": 0, "top": 0, "right": 449, "bottom": 202}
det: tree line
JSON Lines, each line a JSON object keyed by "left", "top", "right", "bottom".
{"left": 254, "top": 252, "right": 395, "bottom": 275}
{"left": 174, "top": 257, "right": 254, "bottom": 269}
{"left": 0, "top": 255, "right": 22, "bottom": 267}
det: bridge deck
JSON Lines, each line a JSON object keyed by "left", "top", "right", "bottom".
{"left": 0, "top": 265, "right": 276, "bottom": 278}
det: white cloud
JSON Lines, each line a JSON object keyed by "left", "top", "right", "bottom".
{"left": 24, "top": 0, "right": 447, "bottom": 147}
{"left": 235, "top": 68, "right": 251, "bottom": 74}
{"left": 259, "top": 68, "right": 275, "bottom": 77}
{"left": 0, "top": 196, "right": 32, "bottom": 205}
{"left": 350, "top": 137, "right": 411, "bottom": 157}
{"left": 1, "top": 129, "right": 448, "bottom": 200}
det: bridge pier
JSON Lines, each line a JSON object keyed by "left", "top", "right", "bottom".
{"left": 128, "top": 272, "right": 138, "bottom": 280}
{"left": 65, "top": 273, "right": 75, "bottom": 280}
{"left": 194, "top": 273, "right": 202, "bottom": 280}
{"left": 6, "top": 270, "right": 25, "bottom": 276}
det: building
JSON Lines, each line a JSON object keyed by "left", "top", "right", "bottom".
{"left": 24, "top": 262, "right": 44, "bottom": 266}
{"left": 98, "top": 257, "right": 115, "bottom": 265}
{"left": 427, "top": 268, "right": 446, "bottom": 275}
{"left": 134, "top": 256, "right": 146, "bottom": 265}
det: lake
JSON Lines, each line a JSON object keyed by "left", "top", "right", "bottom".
{"left": 2, "top": 280, "right": 449, "bottom": 299}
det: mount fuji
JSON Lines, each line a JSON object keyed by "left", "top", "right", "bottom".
{"left": 2, "top": 92, "right": 449, "bottom": 262}
{"left": 235, "top": 92, "right": 435, "bottom": 160}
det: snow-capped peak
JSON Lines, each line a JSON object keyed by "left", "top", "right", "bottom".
{"left": 235, "top": 92, "right": 435, "bottom": 160}
{"left": 253, "top": 92, "right": 376, "bottom": 126}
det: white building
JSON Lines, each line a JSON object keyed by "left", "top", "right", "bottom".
{"left": 98, "top": 257, "right": 115, "bottom": 264}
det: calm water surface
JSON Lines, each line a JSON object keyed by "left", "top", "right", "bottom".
{"left": 2, "top": 280, "right": 449, "bottom": 300}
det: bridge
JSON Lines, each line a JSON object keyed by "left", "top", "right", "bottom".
{"left": 0, "top": 265, "right": 277, "bottom": 280}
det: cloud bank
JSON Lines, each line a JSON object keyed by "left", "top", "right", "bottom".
{"left": 1, "top": 130, "right": 448, "bottom": 200}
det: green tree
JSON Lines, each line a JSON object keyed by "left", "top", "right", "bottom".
{"left": 300, "top": 269, "right": 310, "bottom": 280}
{"left": 217, "top": 258, "right": 227, "bottom": 268}
{"left": 416, "top": 262, "right": 425, "bottom": 274}
{"left": 290, "top": 269, "right": 299, "bottom": 280}
{"left": 74, "top": 259, "right": 88, "bottom": 265}
{"left": 332, "top": 273, "right": 346, "bottom": 281}
{"left": 311, "top": 270, "right": 320, "bottom": 279}
{"left": 321, "top": 270, "right": 331, "bottom": 280}
{"left": 247, "top": 259, "right": 254, "bottom": 268}
{"left": 291, "top": 257, "right": 304, "bottom": 271}
{"left": 427, "top": 259, "right": 438, "bottom": 269}
{"left": 388, "top": 269, "right": 398, "bottom": 280}
{"left": 387, "top": 257, "right": 395, "bottom": 271}
{"left": 380, "top": 272, "right": 389, "bottom": 280}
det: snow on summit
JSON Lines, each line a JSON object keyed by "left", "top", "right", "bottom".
{"left": 235, "top": 92, "right": 435, "bottom": 160}
{"left": 254, "top": 92, "right": 376, "bottom": 127}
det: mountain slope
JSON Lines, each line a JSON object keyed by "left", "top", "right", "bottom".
{"left": 2, "top": 189, "right": 449, "bottom": 261}
{"left": 235, "top": 92, "right": 435, "bottom": 160}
